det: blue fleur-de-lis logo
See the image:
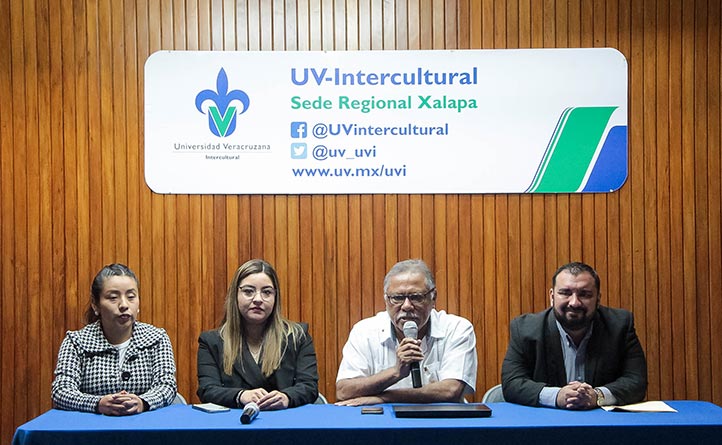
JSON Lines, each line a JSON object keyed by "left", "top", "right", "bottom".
{"left": 195, "top": 68, "right": 250, "bottom": 137}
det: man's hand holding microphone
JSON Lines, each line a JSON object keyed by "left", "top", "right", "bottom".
{"left": 399, "top": 321, "right": 423, "bottom": 388}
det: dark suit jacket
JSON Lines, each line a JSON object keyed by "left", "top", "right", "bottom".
{"left": 197, "top": 324, "right": 319, "bottom": 408}
{"left": 501, "top": 306, "right": 647, "bottom": 407}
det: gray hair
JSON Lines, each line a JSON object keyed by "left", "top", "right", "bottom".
{"left": 383, "top": 259, "right": 436, "bottom": 293}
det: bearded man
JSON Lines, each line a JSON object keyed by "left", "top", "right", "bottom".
{"left": 501, "top": 262, "right": 647, "bottom": 409}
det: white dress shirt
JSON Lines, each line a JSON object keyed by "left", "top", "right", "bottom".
{"left": 336, "top": 309, "right": 477, "bottom": 395}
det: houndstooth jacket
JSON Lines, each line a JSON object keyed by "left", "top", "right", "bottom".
{"left": 51, "top": 321, "right": 177, "bottom": 413}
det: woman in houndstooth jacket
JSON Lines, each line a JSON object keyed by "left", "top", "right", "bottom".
{"left": 51, "top": 264, "right": 177, "bottom": 415}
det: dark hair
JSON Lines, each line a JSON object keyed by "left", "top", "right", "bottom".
{"left": 551, "top": 262, "right": 601, "bottom": 293}
{"left": 85, "top": 264, "right": 139, "bottom": 324}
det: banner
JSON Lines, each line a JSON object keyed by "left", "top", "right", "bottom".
{"left": 145, "top": 49, "right": 627, "bottom": 194}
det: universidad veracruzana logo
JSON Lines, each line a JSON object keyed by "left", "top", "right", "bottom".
{"left": 195, "top": 68, "right": 250, "bottom": 137}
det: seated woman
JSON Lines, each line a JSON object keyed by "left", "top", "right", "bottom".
{"left": 51, "top": 264, "right": 177, "bottom": 415}
{"left": 197, "top": 259, "right": 319, "bottom": 409}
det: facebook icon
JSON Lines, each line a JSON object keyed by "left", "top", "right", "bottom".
{"left": 291, "top": 122, "right": 307, "bottom": 138}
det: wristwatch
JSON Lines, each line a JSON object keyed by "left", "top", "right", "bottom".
{"left": 594, "top": 387, "right": 605, "bottom": 407}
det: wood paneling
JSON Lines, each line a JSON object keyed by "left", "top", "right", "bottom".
{"left": 1, "top": 0, "right": 720, "bottom": 442}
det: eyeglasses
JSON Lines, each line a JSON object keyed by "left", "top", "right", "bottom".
{"left": 385, "top": 288, "right": 435, "bottom": 306}
{"left": 238, "top": 286, "right": 276, "bottom": 301}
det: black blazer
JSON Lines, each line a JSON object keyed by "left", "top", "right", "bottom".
{"left": 501, "top": 306, "right": 647, "bottom": 407}
{"left": 197, "top": 324, "right": 319, "bottom": 408}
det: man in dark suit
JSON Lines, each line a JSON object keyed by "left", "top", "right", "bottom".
{"left": 501, "top": 262, "right": 647, "bottom": 409}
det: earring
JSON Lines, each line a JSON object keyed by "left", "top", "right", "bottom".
{"left": 94, "top": 311, "right": 98, "bottom": 316}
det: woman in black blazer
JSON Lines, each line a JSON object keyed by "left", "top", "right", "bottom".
{"left": 197, "top": 259, "right": 319, "bottom": 409}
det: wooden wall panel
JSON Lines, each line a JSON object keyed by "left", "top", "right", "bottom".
{"left": 1, "top": 0, "right": 721, "bottom": 443}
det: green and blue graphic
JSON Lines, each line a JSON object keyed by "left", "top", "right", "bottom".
{"left": 526, "top": 107, "right": 627, "bottom": 193}
{"left": 195, "top": 68, "right": 250, "bottom": 137}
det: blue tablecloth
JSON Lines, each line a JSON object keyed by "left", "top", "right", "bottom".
{"left": 13, "top": 401, "right": 722, "bottom": 445}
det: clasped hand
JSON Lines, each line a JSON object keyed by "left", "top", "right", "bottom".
{"left": 556, "top": 381, "right": 597, "bottom": 410}
{"left": 98, "top": 390, "right": 145, "bottom": 416}
{"left": 240, "top": 388, "right": 289, "bottom": 410}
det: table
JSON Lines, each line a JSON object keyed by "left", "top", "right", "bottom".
{"left": 13, "top": 401, "right": 722, "bottom": 445}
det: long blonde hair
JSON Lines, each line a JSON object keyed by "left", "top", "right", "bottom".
{"left": 219, "top": 259, "right": 304, "bottom": 377}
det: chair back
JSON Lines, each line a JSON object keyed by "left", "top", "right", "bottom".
{"left": 481, "top": 384, "right": 505, "bottom": 403}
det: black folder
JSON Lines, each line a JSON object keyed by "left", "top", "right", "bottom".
{"left": 393, "top": 403, "right": 492, "bottom": 418}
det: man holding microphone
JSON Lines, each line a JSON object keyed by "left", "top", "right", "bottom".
{"left": 335, "top": 259, "right": 477, "bottom": 406}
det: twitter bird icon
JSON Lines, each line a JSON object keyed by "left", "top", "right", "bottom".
{"left": 291, "top": 143, "right": 307, "bottom": 159}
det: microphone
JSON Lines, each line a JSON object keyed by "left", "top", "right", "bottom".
{"left": 240, "top": 402, "right": 259, "bottom": 424}
{"left": 402, "top": 321, "right": 422, "bottom": 388}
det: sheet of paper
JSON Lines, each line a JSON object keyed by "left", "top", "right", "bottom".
{"left": 601, "top": 401, "right": 677, "bottom": 413}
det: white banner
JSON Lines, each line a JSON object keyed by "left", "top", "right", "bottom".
{"left": 145, "top": 49, "right": 627, "bottom": 194}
